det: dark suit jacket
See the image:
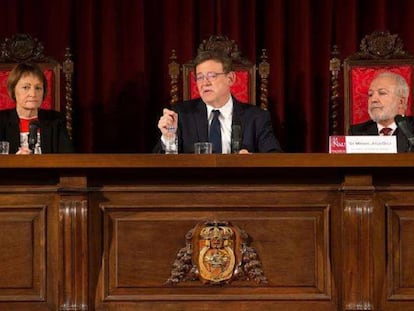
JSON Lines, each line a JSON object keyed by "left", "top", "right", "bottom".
{"left": 0, "top": 109, "right": 74, "bottom": 154}
{"left": 154, "top": 98, "right": 282, "bottom": 153}
{"left": 349, "top": 117, "right": 414, "bottom": 152}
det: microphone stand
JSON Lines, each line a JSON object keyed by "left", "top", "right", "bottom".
{"left": 395, "top": 115, "right": 414, "bottom": 152}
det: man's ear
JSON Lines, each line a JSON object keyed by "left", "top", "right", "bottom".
{"left": 227, "top": 71, "right": 236, "bottom": 86}
{"left": 398, "top": 96, "right": 408, "bottom": 114}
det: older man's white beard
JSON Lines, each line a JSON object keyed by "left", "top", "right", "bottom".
{"left": 368, "top": 107, "right": 398, "bottom": 123}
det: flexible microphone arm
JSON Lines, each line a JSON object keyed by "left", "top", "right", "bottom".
{"left": 28, "top": 121, "right": 40, "bottom": 151}
{"left": 231, "top": 120, "right": 242, "bottom": 153}
{"left": 395, "top": 114, "right": 414, "bottom": 152}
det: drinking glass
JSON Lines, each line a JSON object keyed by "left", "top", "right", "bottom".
{"left": 164, "top": 126, "right": 178, "bottom": 154}
{"left": 0, "top": 141, "right": 9, "bottom": 154}
{"left": 194, "top": 142, "right": 212, "bottom": 154}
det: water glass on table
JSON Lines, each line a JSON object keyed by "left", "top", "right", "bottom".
{"left": 0, "top": 141, "right": 9, "bottom": 154}
{"left": 164, "top": 126, "right": 178, "bottom": 154}
{"left": 194, "top": 142, "right": 212, "bottom": 154}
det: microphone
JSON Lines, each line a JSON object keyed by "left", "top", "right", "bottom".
{"left": 394, "top": 114, "right": 414, "bottom": 151}
{"left": 231, "top": 120, "right": 242, "bottom": 153}
{"left": 28, "top": 121, "right": 40, "bottom": 152}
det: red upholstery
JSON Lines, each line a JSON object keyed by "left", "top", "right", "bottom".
{"left": 0, "top": 69, "right": 54, "bottom": 110}
{"left": 188, "top": 71, "right": 250, "bottom": 103}
{"left": 350, "top": 66, "right": 413, "bottom": 124}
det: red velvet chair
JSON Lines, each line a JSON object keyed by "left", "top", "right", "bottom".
{"left": 329, "top": 31, "right": 414, "bottom": 135}
{"left": 0, "top": 33, "right": 74, "bottom": 138}
{"left": 168, "top": 35, "right": 270, "bottom": 110}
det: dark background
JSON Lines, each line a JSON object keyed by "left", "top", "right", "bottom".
{"left": 1, "top": 0, "right": 413, "bottom": 153}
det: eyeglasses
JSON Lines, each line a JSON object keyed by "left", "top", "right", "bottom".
{"left": 195, "top": 72, "right": 227, "bottom": 82}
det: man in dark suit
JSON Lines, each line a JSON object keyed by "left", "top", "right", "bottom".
{"left": 155, "top": 50, "right": 282, "bottom": 153}
{"left": 349, "top": 72, "right": 414, "bottom": 152}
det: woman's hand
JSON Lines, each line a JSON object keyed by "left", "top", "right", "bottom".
{"left": 16, "top": 147, "right": 32, "bottom": 155}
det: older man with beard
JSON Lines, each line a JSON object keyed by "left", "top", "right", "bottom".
{"left": 349, "top": 72, "right": 414, "bottom": 152}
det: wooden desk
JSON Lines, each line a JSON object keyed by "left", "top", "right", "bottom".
{"left": 0, "top": 154, "right": 413, "bottom": 311}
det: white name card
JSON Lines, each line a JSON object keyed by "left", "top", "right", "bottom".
{"left": 329, "top": 136, "right": 397, "bottom": 154}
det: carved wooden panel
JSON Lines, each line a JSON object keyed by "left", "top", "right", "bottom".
{"left": 342, "top": 199, "right": 374, "bottom": 311}
{"left": 0, "top": 203, "right": 46, "bottom": 301}
{"left": 91, "top": 187, "right": 334, "bottom": 310}
{"left": 387, "top": 204, "right": 414, "bottom": 300}
{"left": 59, "top": 198, "right": 88, "bottom": 311}
{"left": 3, "top": 154, "right": 414, "bottom": 310}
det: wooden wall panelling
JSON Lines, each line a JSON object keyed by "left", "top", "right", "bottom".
{"left": 58, "top": 175, "right": 89, "bottom": 311}
{"left": 0, "top": 192, "right": 57, "bottom": 311}
{"left": 0, "top": 203, "right": 46, "bottom": 300}
{"left": 382, "top": 188, "right": 414, "bottom": 311}
{"left": 59, "top": 198, "right": 88, "bottom": 311}
{"left": 0, "top": 154, "right": 413, "bottom": 310}
{"left": 90, "top": 184, "right": 338, "bottom": 311}
{"left": 341, "top": 175, "right": 376, "bottom": 311}
{"left": 388, "top": 205, "right": 414, "bottom": 298}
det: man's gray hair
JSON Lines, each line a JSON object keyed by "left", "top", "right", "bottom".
{"left": 374, "top": 72, "right": 410, "bottom": 98}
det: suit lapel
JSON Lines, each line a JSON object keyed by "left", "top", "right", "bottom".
{"left": 7, "top": 110, "right": 21, "bottom": 152}
{"left": 38, "top": 110, "right": 50, "bottom": 153}
{"left": 366, "top": 122, "right": 379, "bottom": 135}
{"left": 194, "top": 99, "right": 209, "bottom": 142}
{"left": 232, "top": 99, "right": 246, "bottom": 131}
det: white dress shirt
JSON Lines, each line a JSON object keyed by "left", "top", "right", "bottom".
{"left": 377, "top": 122, "right": 397, "bottom": 135}
{"left": 206, "top": 97, "right": 233, "bottom": 154}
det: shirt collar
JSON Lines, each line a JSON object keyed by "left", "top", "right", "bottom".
{"left": 206, "top": 97, "right": 233, "bottom": 120}
{"left": 377, "top": 122, "right": 397, "bottom": 134}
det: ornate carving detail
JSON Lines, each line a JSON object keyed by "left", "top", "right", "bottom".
{"left": 329, "top": 45, "right": 341, "bottom": 135}
{"left": 168, "top": 49, "right": 180, "bottom": 106}
{"left": 343, "top": 199, "right": 374, "bottom": 309}
{"left": 349, "top": 31, "right": 413, "bottom": 60}
{"left": 63, "top": 48, "right": 74, "bottom": 140}
{"left": 59, "top": 199, "right": 89, "bottom": 311}
{"left": 166, "top": 220, "right": 267, "bottom": 286}
{"left": 0, "top": 33, "right": 52, "bottom": 62}
{"left": 258, "top": 49, "right": 269, "bottom": 110}
{"left": 196, "top": 35, "right": 251, "bottom": 66}
{"left": 344, "top": 200, "right": 373, "bottom": 215}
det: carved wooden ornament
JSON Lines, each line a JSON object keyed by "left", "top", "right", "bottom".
{"left": 166, "top": 220, "right": 267, "bottom": 286}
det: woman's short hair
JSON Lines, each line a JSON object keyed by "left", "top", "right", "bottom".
{"left": 7, "top": 63, "right": 48, "bottom": 101}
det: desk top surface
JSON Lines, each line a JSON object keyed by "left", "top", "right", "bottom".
{"left": 0, "top": 153, "right": 412, "bottom": 169}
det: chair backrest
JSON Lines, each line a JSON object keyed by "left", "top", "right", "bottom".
{"left": 0, "top": 33, "right": 74, "bottom": 138}
{"left": 329, "top": 30, "right": 414, "bottom": 135}
{"left": 168, "top": 35, "right": 270, "bottom": 110}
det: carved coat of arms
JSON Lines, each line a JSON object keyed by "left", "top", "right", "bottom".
{"left": 166, "top": 220, "right": 267, "bottom": 285}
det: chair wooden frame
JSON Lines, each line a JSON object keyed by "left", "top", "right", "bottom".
{"left": 0, "top": 33, "right": 74, "bottom": 138}
{"left": 330, "top": 30, "right": 414, "bottom": 135}
{"left": 169, "top": 35, "right": 270, "bottom": 110}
